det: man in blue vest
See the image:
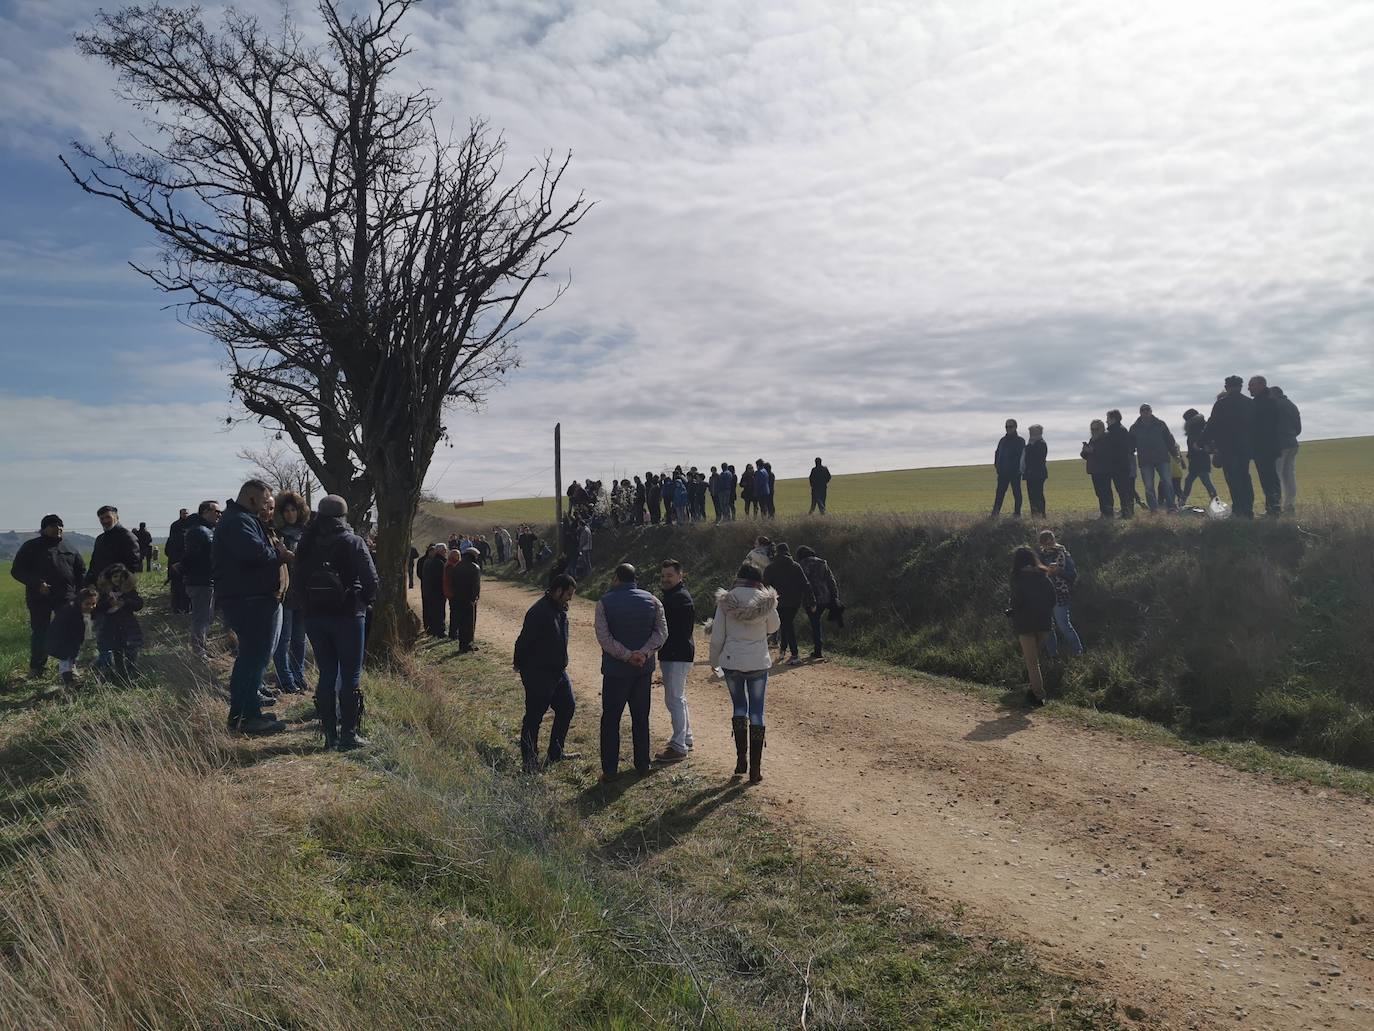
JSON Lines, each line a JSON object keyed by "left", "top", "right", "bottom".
{"left": 594, "top": 563, "right": 668, "bottom": 782}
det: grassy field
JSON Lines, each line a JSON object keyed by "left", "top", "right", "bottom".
{"left": 0, "top": 576, "right": 1127, "bottom": 1029}
{"left": 427, "top": 435, "right": 1374, "bottom": 530}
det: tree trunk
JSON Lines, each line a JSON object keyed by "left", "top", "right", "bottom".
{"left": 367, "top": 480, "right": 421, "bottom": 661}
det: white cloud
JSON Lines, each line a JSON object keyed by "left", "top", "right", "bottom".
{"left": 3, "top": 0, "right": 1372, "bottom": 510}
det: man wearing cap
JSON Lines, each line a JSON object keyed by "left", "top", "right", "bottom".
{"left": 86, "top": 505, "right": 141, "bottom": 585}
{"left": 10, "top": 515, "right": 86, "bottom": 678}
{"left": 446, "top": 547, "right": 483, "bottom": 653}
{"left": 594, "top": 563, "right": 668, "bottom": 781}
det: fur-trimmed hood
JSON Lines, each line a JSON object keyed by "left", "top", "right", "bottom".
{"left": 714, "top": 584, "right": 778, "bottom": 622}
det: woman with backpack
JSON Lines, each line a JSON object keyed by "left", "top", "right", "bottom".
{"left": 1008, "top": 546, "right": 1056, "bottom": 707}
{"left": 295, "top": 495, "right": 378, "bottom": 750}
{"left": 709, "top": 563, "right": 781, "bottom": 784}
{"left": 1036, "top": 530, "right": 1082, "bottom": 658}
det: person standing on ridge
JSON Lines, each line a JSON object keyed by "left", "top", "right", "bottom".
{"left": 178, "top": 500, "right": 222, "bottom": 660}
{"left": 1104, "top": 410, "right": 1136, "bottom": 518}
{"left": 1179, "top": 410, "right": 1218, "bottom": 507}
{"left": 991, "top": 419, "right": 1026, "bottom": 517}
{"left": 1270, "top": 385, "right": 1302, "bottom": 514}
{"left": 1022, "top": 427, "right": 1048, "bottom": 517}
{"left": 421, "top": 542, "right": 450, "bottom": 636}
{"left": 1080, "top": 420, "right": 1114, "bottom": 518}
{"left": 10, "top": 514, "right": 85, "bottom": 679}
{"left": 166, "top": 507, "right": 191, "bottom": 612}
{"left": 808, "top": 457, "right": 832, "bottom": 514}
{"left": 1129, "top": 404, "right": 1180, "bottom": 512}
{"left": 1203, "top": 375, "right": 1256, "bottom": 518}
{"left": 1248, "top": 375, "right": 1284, "bottom": 517}
{"left": 594, "top": 564, "right": 668, "bottom": 782}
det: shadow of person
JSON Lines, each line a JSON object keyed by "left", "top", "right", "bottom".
{"left": 595, "top": 780, "right": 749, "bottom": 860}
{"left": 964, "top": 706, "right": 1033, "bottom": 742}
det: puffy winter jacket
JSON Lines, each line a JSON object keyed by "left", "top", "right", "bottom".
{"left": 709, "top": 584, "right": 780, "bottom": 673}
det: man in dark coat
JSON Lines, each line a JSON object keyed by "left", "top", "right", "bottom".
{"left": 763, "top": 543, "right": 816, "bottom": 665}
{"left": 166, "top": 508, "right": 191, "bottom": 612}
{"left": 10, "top": 514, "right": 86, "bottom": 677}
{"left": 1103, "top": 410, "right": 1136, "bottom": 518}
{"left": 420, "top": 544, "right": 449, "bottom": 636}
{"left": 86, "top": 506, "right": 141, "bottom": 585}
{"left": 134, "top": 522, "right": 154, "bottom": 572}
{"left": 808, "top": 457, "right": 832, "bottom": 515}
{"left": 1203, "top": 375, "right": 1256, "bottom": 518}
{"left": 514, "top": 573, "right": 579, "bottom": 772}
{"left": 1248, "top": 375, "right": 1283, "bottom": 517}
{"left": 447, "top": 548, "right": 482, "bottom": 653}
{"left": 991, "top": 420, "right": 1026, "bottom": 516}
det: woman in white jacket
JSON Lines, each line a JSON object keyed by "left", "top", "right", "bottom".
{"left": 709, "top": 563, "right": 780, "bottom": 783}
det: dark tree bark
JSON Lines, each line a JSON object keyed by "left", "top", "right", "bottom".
{"left": 64, "top": 0, "right": 588, "bottom": 656}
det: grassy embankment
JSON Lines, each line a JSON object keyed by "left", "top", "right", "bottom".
{"left": 435, "top": 504, "right": 1374, "bottom": 775}
{"left": 430, "top": 434, "right": 1374, "bottom": 526}
{"left": 0, "top": 572, "right": 1125, "bottom": 1029}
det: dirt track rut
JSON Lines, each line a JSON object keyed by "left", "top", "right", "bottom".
{"left": 460, "top": 579, "right": 1374, "bottom": 1029}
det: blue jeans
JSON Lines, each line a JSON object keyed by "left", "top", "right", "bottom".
{"left": 1045, "top": 603, "right": 1083, "bottom": 658}
{"left": 724, "top": 669, "right": 769, "bottom": 726}
{"left": 306, "top": 614, "right": 366, "bottom": 738}
{"left": 219, "top": 596, "right": 280, "bottom": 722}
{"left": 273, "top": 606, "right": 308, "bottom": 690}
{"left": 1140, "top": 461, "right": 1176, "bottom": 510}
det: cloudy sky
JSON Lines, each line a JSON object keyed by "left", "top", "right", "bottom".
{"left": 2, "top": 0, "right": 1371, "bottom": 531}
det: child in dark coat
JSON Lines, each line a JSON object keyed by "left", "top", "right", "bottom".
{"left": 95, "top": 564, "right": 144, "bottom": 681}
{"left": 47, "top": 587, "right": 100, "bottom": 687}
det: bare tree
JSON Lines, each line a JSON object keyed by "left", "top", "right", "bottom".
{"left": 237, "top": 440, "right": 318, "bottom": 506}
{"left": 64, "top": 0, "right": 588, "bottom": 655}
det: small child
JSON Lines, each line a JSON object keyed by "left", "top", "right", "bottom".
{"left": 96, "top": 564, "right": 145, "bottom": 681}
{"left": 47, "top": 587, "right": 100, "bottom": 688}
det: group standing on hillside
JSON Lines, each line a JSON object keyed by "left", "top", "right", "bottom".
{"left": 993, "top": 374, "right": 1302, "bottom": 520}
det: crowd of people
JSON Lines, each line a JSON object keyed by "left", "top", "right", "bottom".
{"left": 993, "top": 375, "right": 1303, "bottom": 520}
{"left": 561, "top": 457, "right": 834, "bottom": 530}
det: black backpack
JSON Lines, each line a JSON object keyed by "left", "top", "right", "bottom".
{"left": 305, "top": 536, "right": 354, "bottom": 615}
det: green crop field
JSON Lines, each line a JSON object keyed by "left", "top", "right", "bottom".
{"left": 424, "top": 435, "right": 1374, "bottom": 530}
{"left": 0, "top": 571, "right": 27, "bottom": 684}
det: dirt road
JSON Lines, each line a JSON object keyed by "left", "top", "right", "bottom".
{"left": 466, "top": 579, "right": 1374, "bottom": 1029}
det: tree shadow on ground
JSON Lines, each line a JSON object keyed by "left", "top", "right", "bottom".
{"left": 594, "top": 780, "right": 749, "bottom": 862}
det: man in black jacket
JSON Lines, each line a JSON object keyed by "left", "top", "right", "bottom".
{"left": 10, "top": 514, "right": 86, "bottom": 678}
{"left": 166, "top": 508, "right": 191, "bottom": 612}
{"left": 1203, "top": 375, "right": 1256, "bottom": 518}
{"left": 134, "top": 522, "right": 154, "bottom": 572}
{"left": 809, "top": 457, "right": 832, "bottom": 515}
{"left": 655, "top": 559, "right": 696, "bottom": 762}
{"left": 447, "top": 548, "right": 482, "bottom": 653}
{"left": 1104, "top": 410, "right": 1136, "bottom": 518}
{"left": 420, "top": 544, "right": 449, "bottom": 636}
{"left": 1248, "top": 375, "right": 1283, "bottom": 517}
{"left": 514, "top": 573, "right": 579, "bottom": 772}
{"left": 87, "top": 506, "right": 141, "bottom": 585}
{"left": 763, "top": 543, "right": 816, "bottom": 666}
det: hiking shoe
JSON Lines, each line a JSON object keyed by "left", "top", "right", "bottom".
{"left": 655, "top": 746, "right": 688, "bottom": 763}
{"left": 786, "top": 656, "right": 803, "bottom": 667}
{"left": 546, "top": 751, "right": 582, "bottom": 764}
{"left": 336, "top": 733, "right": 370, "bottom": 751}
{"left": 237, "top": 715, "right": 286, "bottom": 736}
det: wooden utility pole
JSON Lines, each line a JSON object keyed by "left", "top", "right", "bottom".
{"left": 554, "top": 423, "right": 563, "bottom": 537}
